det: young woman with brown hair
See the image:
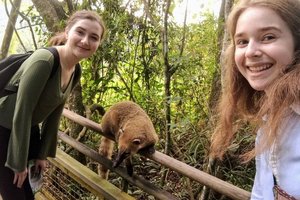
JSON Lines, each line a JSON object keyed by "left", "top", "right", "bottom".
{"left": 210, "top": 0, "right": 300, "bottom": 199}
{"left": 0, "top": 10, "right": 106, "bottom": 199}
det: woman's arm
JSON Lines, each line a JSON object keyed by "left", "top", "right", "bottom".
{"left": 6, "top": 51, "right": 54, "bottom": 172}
{"left": 38, "top": 103, "right": 65, "bottom": 159}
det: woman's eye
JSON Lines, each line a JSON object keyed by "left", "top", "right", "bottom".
{"left": 90, "top": 36, "right": 99, "bottom": 41}
{"left": 263, "top": 34, "right": 275, "bottom": 41}
{"left": 76, "top": 30, "right": 84, "bottom": 35}
{"left": 235, "top": 39, "right": 248, "bottom": 46}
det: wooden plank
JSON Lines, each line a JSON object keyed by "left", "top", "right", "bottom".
{"left": 48, "top": 149, "right": 135, "bottom": 200}
{"left": 35, "top": 191, "right": 51, "bottom": 200}
{"left": 36, "top": 189, "right": 58, "bottom": 200}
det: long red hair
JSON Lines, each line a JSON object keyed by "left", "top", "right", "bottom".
{"left": 210, "top": 0, "right": 300, "bottom": 160}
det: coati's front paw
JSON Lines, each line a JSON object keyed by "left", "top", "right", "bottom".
{"left": 112, "top": 160, "right": 119, "bottom": 168}
{"left": 125, "top": 158, "right": 133, "bottom": 177}
{"left": 112, "top": 157, "right": 134, "bottom": 177}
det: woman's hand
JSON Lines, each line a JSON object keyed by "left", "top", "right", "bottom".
{"left": 34, "top": 159, "right": 47, "bottom": 173}
{"left": 13, "top": 168, "right": 28, "bottom": 188}
{"left": 13, "top": 159, "right": 47, "bottom": 188}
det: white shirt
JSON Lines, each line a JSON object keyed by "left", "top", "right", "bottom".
{"left": 251, "top": 105, "right": 300, "bottom": 200}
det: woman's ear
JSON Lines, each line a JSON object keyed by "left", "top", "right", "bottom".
{"left": 64, "top": 28, "right": 69, "bottom": 40}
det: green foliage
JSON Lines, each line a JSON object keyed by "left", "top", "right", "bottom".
{"left": 77, "top": 2, "right": 254, "bottom": 198}
{"left": 8, "top": 0, "right": 255, "bottom": 198}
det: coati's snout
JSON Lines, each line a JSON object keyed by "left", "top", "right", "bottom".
{"left": 113, "top": 150, "right": 130, "bottom": 168}
{"left": 113, "top": 135, "right": 142, "bottom": 168}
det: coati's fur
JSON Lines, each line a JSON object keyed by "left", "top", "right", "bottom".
{"left": 98, "top": 101, "right": 159, "bottom": 179}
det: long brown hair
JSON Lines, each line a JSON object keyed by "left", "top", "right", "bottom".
{"left": 49, "top": 10, "right": 106, "bottom": 46}
{"left": 210, "top": 0, "right": 300, "bottom": 160}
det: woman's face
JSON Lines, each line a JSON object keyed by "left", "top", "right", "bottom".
{"left": 234, "top": 7, "right": 294, "bottom": 92}
{"left": 65, "top": 19, "right": 103, "bottom": 59}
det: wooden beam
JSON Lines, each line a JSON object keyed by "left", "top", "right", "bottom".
{"left": 35, "top": 190, "right": 56, "bottom": 200}
{"left": 58, "top": 131, "right": 179, "bottom": 200}
{"left": 48, "top": 148, "right": 135, "bottom": 200}
{"left": 62, "top": 109, "right": 251, "bottom": 200}
{"left": 147, "top": 151, "right": 251, "bottom": 200}
{"left": 63, "top": 109, "right": 112, "bottom": 140}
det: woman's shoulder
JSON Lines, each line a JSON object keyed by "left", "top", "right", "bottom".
{"left": 21, "top": 48, "right": 59, "bottom": 73}
{"left": 30, "top": 48, "right": 57, "bottom": 61}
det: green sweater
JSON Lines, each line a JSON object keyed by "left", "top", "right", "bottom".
{"left": 0, "top": 48, "right": 78, "bottom": 172}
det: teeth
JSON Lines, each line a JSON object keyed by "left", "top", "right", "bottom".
{"left": 248, "top": 64, "right": 271, "bottom": 72}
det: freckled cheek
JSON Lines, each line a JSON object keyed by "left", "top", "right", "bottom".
{"left": 271, "top": 40, "right": 294, "bottom": 65}
{"left": 91, "top": 42, "right": 101, "bottom": 51}
{"left": 282, "top": 52, "right": 294, "bottom": 66}
{"left": 70, "top": 35, "right": 83, "bottom": 44}
{"left": 234, "top": 53, "right": 247, "bottom": 77}
{"left": 234, "top": 50, "right": 244, "bottom": 69}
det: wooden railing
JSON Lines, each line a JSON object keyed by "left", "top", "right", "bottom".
{"left": 60, "top": 108, "right": 251, "bottom": 200}
{"left": 57, "top": 131, "right": 178, "bottom": 200}
{"left": 40, "top": 148, "right": 135, "bottom": 200}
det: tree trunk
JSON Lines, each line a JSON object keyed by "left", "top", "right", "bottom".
{"left": 66, "top": 84, "right": 87, "bottom": 165}
{"left": 208, "top": 0, "right": 233, "bottom": 112}
{"left": 162, "top": 0, "right": 172, "bottom": 157}
{"left": 201, "top": 0, "right": 234, "bottom": 199}
{"left": 160, "top": 0, "right": 172, "bottom": 187}
{"left": 32, "top": 0, "right": 86, "bottom": 163}
{"left": 31, "top": 0, "right": 66, "bottom": 33}
{"left": 0, "top": 0, "right": 22, "bottom": 59}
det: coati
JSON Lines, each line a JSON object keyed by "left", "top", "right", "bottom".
{"left": 98, "top": 101, "right": 159, "bottom": 179}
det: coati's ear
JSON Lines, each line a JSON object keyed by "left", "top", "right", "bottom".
{"left": 116, "top": 127, "right": 124, "bottom": 140}
{"left": 119, "top": 127, "right": 124, "bottom": 134}
{"left": 132, "top": 138, "right": 141, "bottom": 145}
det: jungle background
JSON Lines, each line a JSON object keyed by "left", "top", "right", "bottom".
{"left": 0, "top": 0, "right": 255, "bottom": 199}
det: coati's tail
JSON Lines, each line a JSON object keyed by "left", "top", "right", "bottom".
{"left": 98, "top": 136, "right": 114, "bottom": 179}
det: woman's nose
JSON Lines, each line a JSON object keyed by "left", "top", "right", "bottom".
{"left": 81, "top": 35, "right": 89, "bottom": 45}
{"left": 245, "top": 40, "right": 262, "bottom": 58}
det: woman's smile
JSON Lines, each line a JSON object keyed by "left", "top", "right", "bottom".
{"left": 234, "top": 6, "right": 294, "bottom": 91}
